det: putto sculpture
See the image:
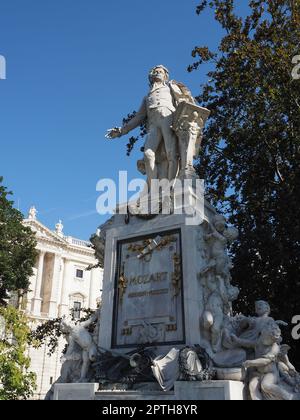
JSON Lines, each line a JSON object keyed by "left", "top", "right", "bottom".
{"left": 233, "top": 321, "right": 296, "bottom": 400}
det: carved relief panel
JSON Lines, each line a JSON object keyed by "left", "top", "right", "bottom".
{"left": 112, "top": 229, "right": 185, "bottom": 348}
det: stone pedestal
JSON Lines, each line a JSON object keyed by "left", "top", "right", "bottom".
{"left": 53, "top": 383, "right": 98, "bottom": 400}
{"left": 53, "top": 381, "right": 245, "bottom": 400}
{"left": 174, "top": 381, "right": 245, "bottom": 401}
{"left": 98, "top": 189, "right": 216, "bottom": 354}
{"left": 90, "top": 186, "right": 245, "bottom": 400}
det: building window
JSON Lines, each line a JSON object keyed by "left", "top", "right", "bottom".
{"left": 73, "top": 301, "right": 82, "bottom": 319}
{"left": 76, "top": 269, "right": 84, "bottom": 279}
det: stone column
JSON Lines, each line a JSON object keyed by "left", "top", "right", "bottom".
{"left": 26, "top": 267, "right": 38, "bottom": 312}
{"left": 59, "top": 259, "right": 73, "bottom": 317}
{"left": 48, "top": 254, "right": 62, "bottom": 319}
{"left": 49, "top": 254, "right": 62, "bottom": 318}
{"left": 89, "top": 269, "right": 98, "bottom": 309}
{"left": 56, "top": 258, "right": 65, "bottom": 313}
{"left": 32, "top": 251, "right": 45, "bottom": 316}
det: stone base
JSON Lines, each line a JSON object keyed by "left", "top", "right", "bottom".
{"left": 53, "top": 381, "right": 245, "bottom": 400}
{"left": 98, "top": 191, "right": 216, "bottom": 353}
{"left": 174, "top": 381, "right": 245, "bottom": 401}
{"left": 53, "top": 383, "right": 99, "bottom": 400}
{"left": 95, "top": 390, "right": 175, "bottom": 401}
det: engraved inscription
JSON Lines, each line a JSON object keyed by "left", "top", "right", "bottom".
{"left": 112, "top": 230, "right": 184, "bottom": 347}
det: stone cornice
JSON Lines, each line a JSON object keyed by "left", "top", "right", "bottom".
{"left": 23, "top": 218, "right": 96, "bottom": 260}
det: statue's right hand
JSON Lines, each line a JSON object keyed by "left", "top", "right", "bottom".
{"left": 230, "top": 334, "right": 240, "bottom": 345}
{"left": 105, "top": 127, "right": 122, "bottom": 139}
{"left": 243, "top": 360, "right": 254, "bottom": 369}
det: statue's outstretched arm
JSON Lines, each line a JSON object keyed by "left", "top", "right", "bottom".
{"left": 276, "top": 320, "right": 288, "bottom": 327}
{"left": 80, "top": 311, "right": 98, "bottom": 328}
{"left": 244, "top": 356, "right": 275, "bottom": 369}
{"left": 244, "top": 343, "right": 279, "bottom": 369}
{"left": 106, "top": 98, "right": 147, "bottom": 139}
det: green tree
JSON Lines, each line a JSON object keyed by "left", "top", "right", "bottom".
{"left": 190, "top": 0, "right": 300, "bottom": 366}
{"left": 0, "top": 177, "right": 38, "bottom": 305}
{"left": 0, "top": 306, "right": 36, "bottom": 400}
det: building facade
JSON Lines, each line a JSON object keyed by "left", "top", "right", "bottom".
{"left": 23, "top": 207, "right": 103, "bottom": 399}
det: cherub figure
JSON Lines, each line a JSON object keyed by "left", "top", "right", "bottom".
{"left": 202, "top": 215, "right": 238, "bottom": 284}
{"left": 233, "top": 321, "right": 293, "bottom": 400}
{"left": 237, "top": 301, "right": 287, "bottom": 343}
{"left": 278, "top": 345, "right": 300, "bottom": 393}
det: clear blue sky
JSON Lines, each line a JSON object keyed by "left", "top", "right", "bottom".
{"left": 0, "top": 0, "right": 249, "bottom": 240}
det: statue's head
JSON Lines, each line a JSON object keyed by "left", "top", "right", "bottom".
{"left": 261, "top": 320, "right": 282, "bottom": 345}
{"left": 214, "top": 214, "right": 226, "bottom": 233}
{"left": 60, "top": 317, "right": 73, "bottom": 334}
{"left": 148, "top": 65, "right": 169, "bottom": 86}
{"left": 255, "top": 300, "right": 271, "bottom": 317}
{"left": 228, "top": 285, "right": 240, "bottom": 302}
{"left": 224, "top": 226, "right": 239, "bottom": 242}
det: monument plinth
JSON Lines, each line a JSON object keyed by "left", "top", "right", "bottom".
{"left": 98, "top": 190, "right": 216, "bottom": 354}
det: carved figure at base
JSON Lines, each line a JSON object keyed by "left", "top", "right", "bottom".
{"left": 233, "top": 321, "right": 294, "bottom": 400}
{"left": 202, "top": 274, "right": 239, "bottom": 353}
{"left": 278, "top": 345, "right": 300, "bottom": 395}
{"left": 213, "top": 301, "right": 288, "bottom": 370}
{"left": 212, "top": 315, "right": 247, "bottom": 368}
{"left": 237, "top": 301, "right": 287, "bottom": 344}
{"left": 60, "top": 311, "right": 99, "bottom": 383}
{"left": 44, "top": 310, "right": 99, "bottom": 400}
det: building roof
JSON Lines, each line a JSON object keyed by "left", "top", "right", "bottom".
{"left": 23, "top": 207, "right": 96, "bottom": 260}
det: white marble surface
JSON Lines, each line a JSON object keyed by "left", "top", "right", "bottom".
{"left": 174, "top": 380, "right": 245, "bottom": 401}
{"left": 53, "top": 383, "right": 99, "bottom": 400}
{"left": 98, "top": 193, "right": 216, "bottom": 353}
{"left": 53, "top": 381, "right": 245, "bottom": 400}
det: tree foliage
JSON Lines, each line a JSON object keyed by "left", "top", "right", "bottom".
{"left": 122, "top": 113, "right": 147, "bottom": 156}
{"left": 0, "top": 306, "right": 36, "bottom": 400}
{"left": 0, "top": 177, "right": 38, "bottom": 305}
{"left": 190, "top": 0, "right": 300, "bottom": 366}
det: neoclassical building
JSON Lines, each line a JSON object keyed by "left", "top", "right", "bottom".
{"left": 23, "top": 207, "right": 103, "bottom": 399}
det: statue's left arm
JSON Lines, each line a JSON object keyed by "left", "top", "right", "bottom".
{"left": 169, "top": 80, "right": 197, "bottom": 105}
